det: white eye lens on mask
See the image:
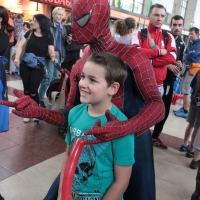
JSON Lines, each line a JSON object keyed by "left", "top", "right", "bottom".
{"left": 76, "top": 10, "right": 92, "bottom": 27}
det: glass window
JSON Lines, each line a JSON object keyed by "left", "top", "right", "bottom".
{"left": 133, "top": 2, "right": 143, "bottom": 14}
{"left": 120, "top": 0, "right": 134, "bottom": 12}
{"left": 113, "top": 0, "right": 144, "bottom": 14}
{"left": 179, "top": 0, "right": 187, "bottom": 18}
{"left": 138, "top": 23, "right": 144, "bottom": 30}
{"left": 182, "top": 1, "right": 186, "bottom": 7}
{"left": 136, "top": 0, "right": 144, "bottom": 3}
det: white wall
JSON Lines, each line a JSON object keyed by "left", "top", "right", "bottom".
{"left": 193, "top": 0, "right": 200, "bottom": 29}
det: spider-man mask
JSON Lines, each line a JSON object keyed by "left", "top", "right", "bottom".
{"left": 71, "top": 0, "right": 110, "bottom": 44}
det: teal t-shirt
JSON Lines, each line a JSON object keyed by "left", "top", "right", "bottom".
{"left": 65, "top": 104, "right": 135, "bottom": 200}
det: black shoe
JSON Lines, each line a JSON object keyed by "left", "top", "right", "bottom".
{"left": 179, "top": 144, "right": 190, "bottom": 152}
{"left": 186, "top": 150, "right": 194, "bottom": 158}
{"left": 190, "top": 160, "right": 200, "bottom": 170}
{"left": 191, "top": 193, "right": 200, "bottom": 200}
{"left": 39, "top": 101, "right": 46, "bottom": 108}
{"left": 0, "top": 194, "right": 5, "bottom": 200}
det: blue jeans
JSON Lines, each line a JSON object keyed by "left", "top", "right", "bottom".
{"left": 38, "top": 57, "right": 60, "bottom": 101}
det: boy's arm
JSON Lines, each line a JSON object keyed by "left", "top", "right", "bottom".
{"left": 57, "top": 145, "right": 70, "bottom": 200}
{"left": 102, "top": 165, "right": 132, "bottom": 200}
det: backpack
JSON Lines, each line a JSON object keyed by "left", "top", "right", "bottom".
{"left": 140, "top": 28, "right": 169, "bottom": 46}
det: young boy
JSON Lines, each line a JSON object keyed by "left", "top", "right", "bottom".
{"left": 58, "top": 52, "right": 135, "bottom": 200}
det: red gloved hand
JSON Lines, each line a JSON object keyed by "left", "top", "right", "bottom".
{"left": 0, "top": 89, "right": 43, "bottom": 118}
{"left": 0, "top": 89, "right": 65, "bottom": 126}
{"left": 84, "top": 110, "right": 133, "bottom": 142}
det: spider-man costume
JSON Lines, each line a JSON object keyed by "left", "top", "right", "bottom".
{"left": 0, "top": 0, "right": 165, "bottom": 199}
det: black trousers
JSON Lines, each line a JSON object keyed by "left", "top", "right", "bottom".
{"left": 20, "top": 61, "right": 44, "bottom": 104}
{"left": 152, "top": 84, "right": 174, "bottom": 139}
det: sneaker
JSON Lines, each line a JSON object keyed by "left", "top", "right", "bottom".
{"left": 152, "top": 138, "right": 168, "bottom": 149}
{"left": 179, "top": 144, "right": 190, "bottom": 152}
{"left": 173, "top": 107, "right": 184, "bottom": 113}
{"left": 39, "top": 101, "right": 46, "bottom": 108}
{"left": 186, "top": 150, "right": 194, "bottom": 158}
{"left": 33, "top": 118, "right": 39, "bottom": 123}
{"left": 175, "top": 110, "right": 188, "bottom": 118}
{"left": 23, "top": 118, "right": 30, "bottom": 123}
{"left": 190, "top": 160, "right": 200, "bottom": 169}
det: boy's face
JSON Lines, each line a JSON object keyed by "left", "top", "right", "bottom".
{"left": 79, "top": 61, "right": 113, "bottom": 105}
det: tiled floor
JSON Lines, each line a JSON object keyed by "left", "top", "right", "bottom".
{"left": 0, "top": 74, "right": 198, "bottom": 200}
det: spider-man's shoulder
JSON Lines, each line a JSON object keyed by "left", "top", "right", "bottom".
{"left": 113, "top": 45, "right": 149, "bottom": 70}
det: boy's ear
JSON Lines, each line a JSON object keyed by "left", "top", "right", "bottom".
{"left": 108, "top": 82, "right": 120, "bottom": 96}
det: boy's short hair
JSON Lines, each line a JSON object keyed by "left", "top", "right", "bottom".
{"left": 87, "top": 52, "right": 127, "bottom": 88}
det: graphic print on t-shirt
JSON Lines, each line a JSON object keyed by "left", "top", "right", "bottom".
{"left": 70, "top": 128, "right": 110, "bottom": 198}
{"left": 72, "top": 139, "right": 96, "bottom": 191}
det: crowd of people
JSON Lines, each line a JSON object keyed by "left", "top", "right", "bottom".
{"left": 0, "top": 1, "right": 200, "bottom": 200}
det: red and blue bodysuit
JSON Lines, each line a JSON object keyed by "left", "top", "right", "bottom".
{"left": 1, "top": 0, "right": 165, "bottom": 199}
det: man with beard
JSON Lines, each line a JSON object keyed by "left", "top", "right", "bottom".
{"left": 152, "top": 15, "right": 185, "bottom": 148}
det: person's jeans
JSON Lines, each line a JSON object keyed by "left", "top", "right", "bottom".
{"left": 38, "top": 56, "right": 60, "bottom": 101}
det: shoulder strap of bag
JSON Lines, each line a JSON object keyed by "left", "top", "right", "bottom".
{"left": 140, "top": 28, "right": 168, "bottom": 46}
{"left": 161, "top": 30, "right": 168, "bottom": 46}
{"left": 140, "top": 28, "right": 147, "bottom": 44}
{"left": 26, "top": 31, "right": 32, "bottom": 41}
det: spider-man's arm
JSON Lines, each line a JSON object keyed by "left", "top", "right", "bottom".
{"left": 0, "top": 89, "right": 66, "bottom": 126}
{"left": 127, "top": 52, "right": 165, "bottom": 135}
{"left": 85, "top": 51, "right": 165, "bottom": 141}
